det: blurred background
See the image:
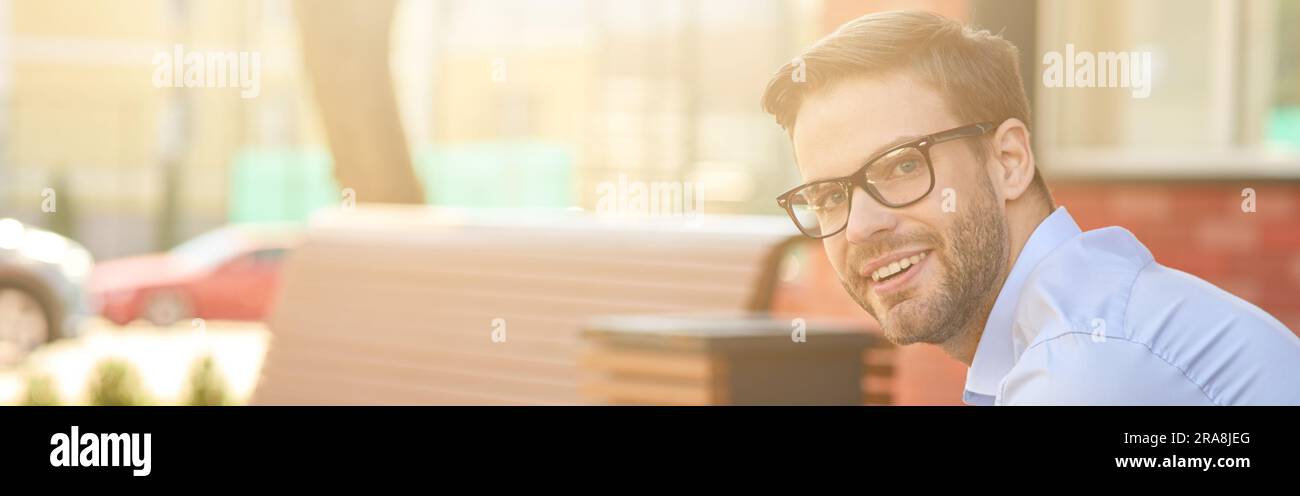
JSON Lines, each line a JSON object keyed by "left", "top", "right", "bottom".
{"left": 0, "top": 0, "right": 1296, "bottom": 405}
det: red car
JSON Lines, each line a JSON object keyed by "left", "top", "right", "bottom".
{"left": 89, "top": 224, "right": 301, "bottom": 326}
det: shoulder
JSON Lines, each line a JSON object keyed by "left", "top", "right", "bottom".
{"left": 1013, "top": 226, "right": 1152, "bottom": 347}
{"left": 1121, "top": 262, "right": 1300, "bottom": 404}
{"left": 1004, "top": 227, "right": 1300, "bottom": 405}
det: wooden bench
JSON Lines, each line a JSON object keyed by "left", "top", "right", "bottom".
{"left": 250, "top": 206, "right": 828, "bottom": 405}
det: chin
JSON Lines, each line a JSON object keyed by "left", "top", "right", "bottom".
{"left": 877, "top": 296, "right": 946, "bottom": 345}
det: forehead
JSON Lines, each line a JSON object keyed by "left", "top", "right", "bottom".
{"left": 791, "top": 73, "right": 954, "bottom": 181}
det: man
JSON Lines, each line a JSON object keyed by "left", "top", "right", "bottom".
{"left": 762, "top": 10, "right": 1300, "bottom": 405}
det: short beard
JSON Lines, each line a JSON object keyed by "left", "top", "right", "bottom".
{"left": 838, "top": 178, "right": 1008, "bottom": 347}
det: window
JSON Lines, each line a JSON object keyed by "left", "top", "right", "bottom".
{"left": 1035, "top": 0, "right": 1300, "bottom": 178}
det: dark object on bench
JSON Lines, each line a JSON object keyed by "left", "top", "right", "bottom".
{"left": 582, "top": 313, "right": 886, "bottom": 405}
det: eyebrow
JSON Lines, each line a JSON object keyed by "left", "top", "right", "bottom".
{"left": 803, "top": 132, "right": 923, "bottom": 183}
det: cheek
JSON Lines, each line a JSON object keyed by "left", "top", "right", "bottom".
{"left": 930, "top": 158, "right": 987, "bottom": 210}
{"left": 821, "top": 237, "right": 849, "bottom": 275}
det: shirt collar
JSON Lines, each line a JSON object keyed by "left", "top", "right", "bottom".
{"left": 962, "top": 206, "right": 1082, "bottom": 405}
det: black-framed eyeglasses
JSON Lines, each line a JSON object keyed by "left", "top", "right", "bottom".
{"left": 775, "top": 121, "right": 999, "bottom": 239}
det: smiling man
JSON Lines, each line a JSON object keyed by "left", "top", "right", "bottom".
{"left": 762, "top": 10, "right": 1300, "bottom": 405}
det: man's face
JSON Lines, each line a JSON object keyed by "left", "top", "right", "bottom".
{"left": 791, "top": 73, "right": 1009, "bottom": 346}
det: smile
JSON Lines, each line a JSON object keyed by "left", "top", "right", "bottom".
{"left": 870, "top": 251, "right": 928, "bottom": 283}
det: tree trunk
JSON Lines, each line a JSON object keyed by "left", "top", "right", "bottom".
{"left": 294, "top": 0, "right": 425, "bottom": 204}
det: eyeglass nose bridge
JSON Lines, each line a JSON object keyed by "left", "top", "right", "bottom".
{"left": 844, "top": 172, "right": 880, "bottom": 205}
{"left": 834, "top": 176, "right": 898, "bottom": 234}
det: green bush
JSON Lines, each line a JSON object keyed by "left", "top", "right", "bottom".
{"left": 21, "top": 373, "right": 60, "bottom": 406}
{"left": 183, "top": 354, "right": 230, "bottom": 406}
{"left": 87, "top": 358, "right": 150, "bottom": 406}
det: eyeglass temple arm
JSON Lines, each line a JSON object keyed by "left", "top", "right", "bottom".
{"left": 929, "top": 121, "right": 998, "bottom": 144}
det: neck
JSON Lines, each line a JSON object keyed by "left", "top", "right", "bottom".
{"left": 940, "top": 197, "right": 1053, "bottom": 366}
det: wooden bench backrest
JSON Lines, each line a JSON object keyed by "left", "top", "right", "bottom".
{"left": 250, "top": 206, "right": 798, "bottom": 405}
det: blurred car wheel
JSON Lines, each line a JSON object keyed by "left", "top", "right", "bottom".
{"left": 0, "top": 285, "right": 53, "bottom": 366}
{"left": 142, "top": 289, "right": 191, "bottom": 327}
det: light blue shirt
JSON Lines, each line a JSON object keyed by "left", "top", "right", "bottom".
{"left": 964, "top": 207, "right": 1300, "bottom": 405}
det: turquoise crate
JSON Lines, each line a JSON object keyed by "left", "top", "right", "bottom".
{"left": 228, "top": 142, "right": 574, "bottom": 223}
{"left": 1269, "top": 106, "right": 1300, "bottom": 149}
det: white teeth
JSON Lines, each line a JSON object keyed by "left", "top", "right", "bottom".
{"left": 870, "top": 252, "right": 927, "bottom": 283}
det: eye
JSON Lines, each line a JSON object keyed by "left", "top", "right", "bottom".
{"left": 894, "top": 160, "right": 920, "bottom": 175}
{"left": 811, "top": 189, "right": 846, "bottom": 209}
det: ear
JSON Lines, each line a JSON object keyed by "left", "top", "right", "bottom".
{"left": 987, "top": 118, "right": 1036, "bottom": 203}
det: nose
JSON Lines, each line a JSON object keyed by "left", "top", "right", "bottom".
{"left": 843, "top": 187, "right": 897, "bottom": 245}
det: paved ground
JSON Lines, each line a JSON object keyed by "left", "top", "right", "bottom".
{"left": 0, "top": 317, "right": 270, "bottom": 405}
